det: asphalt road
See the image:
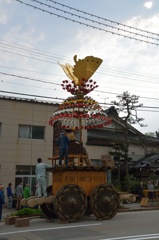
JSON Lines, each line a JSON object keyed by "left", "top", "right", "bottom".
{"left": 1, "top": 209, "right": 159, "bottom": 240}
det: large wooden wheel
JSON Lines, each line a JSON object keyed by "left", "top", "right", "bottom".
{"left": 40, "top": 185, "right": 57, "bottom": 220}
{"left": 90, "top": 184, "right": 120, "bottom": 220}
{"left": 54, "top": 184, "right": 87, "bottom": 222}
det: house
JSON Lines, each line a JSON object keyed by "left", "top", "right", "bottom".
{"left": 86, "top": 113, "right": 159, "bottom": 165}
{"left": 0, "top": 96, "right": 58, "bottom": 196}
{"left": 131, "top": 153, "right": 159, "bottom": 183}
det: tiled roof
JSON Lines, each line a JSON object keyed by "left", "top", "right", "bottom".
{"left": 87, "top": 129, "right": 159, "bottom": 144}
{"left": 132, "top": 154, "right": 159, "bottom": 169}
{"left": 0, "top": 95, "right": 59, "bottom": 105}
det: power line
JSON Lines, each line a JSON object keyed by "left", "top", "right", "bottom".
{"left": 15, "top": 0, "right": 159, "bottom": 46}
{"left": 1, "top": 71, "right": 159, "bottom": 100}
{"left": 0, "top": 65, "right": 61, "bottom": 76}
{"left": 1, "top": 84, "right": 159, "bottom": 110}
{"left": 7, "top": 93, "right": 159, "bottom": 112}
{"left": 0, "top": 45, "right": 157, "bottom": 83}
{"left": 0, "top": 72, "right": 61, "bottom": 86}
{"left": 1, "top": 38, "right": 159, "bottom": 82}
{"left": 0, "top": 42, "right": 69, "bottom": 62}
{"left": 0, "top": 48, "right": 57, "bottom": 64}
{"left": 47, "top": 0, "right": 159, "bottom": 37}
{"left": 25, "top": 0, "right": 159, "bottom": 42}
{"left": 1, "top": 41, "right": 159, "bottom": 85}
{"left": 0, "top": 90, "right": 63, "bottom": 102}
{"left": 1, "top": 39, "right": 159, "bottom": 84}
{"left": 1, "top": 46, "right": 159, "bottom": 88}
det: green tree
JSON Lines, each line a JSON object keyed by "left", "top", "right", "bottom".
{"left": 145, "top": 130, "right": 159, "bottom": 138}
{"left": 109, "top": 143, "right": 128, "bottom": 184}
{"left": 111, "top": 91, "right": 145, "bottom": 192}
{"left": 155, "top": 130, "right": 159, "bottom": 138}
{"left": 145, "top": 132, "right": 156, "bottom": 137}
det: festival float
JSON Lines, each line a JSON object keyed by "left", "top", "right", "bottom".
{"left": 22, "top": 55, "right": 121, "bottom": 223}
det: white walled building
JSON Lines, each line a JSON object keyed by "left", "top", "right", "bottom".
{"left": 0, "top": 96, "right": 58, "bottom": 195}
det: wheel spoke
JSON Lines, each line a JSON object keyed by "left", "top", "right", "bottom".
{"left": 54, "top": 184, "right": 87, "bottom": 222}
{"left": 90, "top": 184, "right": 120, "bottom": 220}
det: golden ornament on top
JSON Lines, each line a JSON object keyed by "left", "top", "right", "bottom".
{"left": 59, "top": 55, "right": 103, "bottom": 86}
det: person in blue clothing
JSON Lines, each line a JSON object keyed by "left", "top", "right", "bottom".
{"left": 0, "top": 184, "right": 5, "bottom": 222}
{"left": 136, "top": 182, "right": 144, "bottom": 200}
{"left": 58, "top": 132, "right": 70, "bottom": 167}
{"left": 7, "top": 183, "right": 13, "bottom": 209}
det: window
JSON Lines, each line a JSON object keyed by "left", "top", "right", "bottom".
{"left": 91, "top": 159, "right": 102, "bottom": 166}
{"left": 16, "top": 165, "right": 36, "bottom": 175}
{"left": 18, "top": 125, "right": 44, "bottom": 139}
{"left": 15, "top": 165, "right": 36, "bottom": 195}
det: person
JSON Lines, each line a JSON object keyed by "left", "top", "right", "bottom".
{"left": 23, "top": 183, "right": 30, "bottom": 199}
{"left": 22, "top": 183, "right": 30, "bottom": 208}
{"left": 58, "top": 132, "right": 70, "bottom": 167}
{"left": 34, "top": 182, "right": 39, "bottom": 209}
{"left": 136, "top": 182, "right": 144, "bottom": 200}
{"left": 35, "top": 182, "right": 38, "bottom": 197}
{"left": 36, "top": 158, "right": 53, "bottom": 198}
{"left": 65, "top": 127, "right": 76, "bottom": 141}
{"left": 0, "top": 184, "right": 5, "bottom": 222}
{"left": 7, "top": 183, "right": 13, "bottom": 209}
{"left": 15, "top": 181, "right": 23, "bottom": 210}
{"left": 147, "top": 180, "right": 155, "bottom": 200}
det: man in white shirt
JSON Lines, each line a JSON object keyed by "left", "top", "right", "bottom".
{"left": 36, "top": 158, "right": 53, "bottom": 197}
{"left": 147, "top": 180, "right": 155, "bottom": 200}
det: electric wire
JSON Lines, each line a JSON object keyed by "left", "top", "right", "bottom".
{"left": 1, "top": 39, "right": 159, "bottom": 83}
{"left": 0, "top": 42, "right": 68, "bottom": 61}
{"left": 0, "top": 89, "right": 143, "bottom": 106}
{"left": 2, "top": 71, "right": 159, "bottom": 96}
{"left": 1, "top": 86, "right": 159, "bottom": 112}
{"left": 1, "top": 42, "right": 159, "bottom": 84}
{"left": 46, "top": 0, "right": 159, "bottom": 37}
{"left": 20, "top": 0, "right": 159, "bottom": 41}
{"left": 15, "top": 0, "right": 159, "bottom": 46}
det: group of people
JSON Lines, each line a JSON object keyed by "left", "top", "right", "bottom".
{"left": 15, "top": 181, "right": 31, "bottom": 210}
{"left": 0, "top": 132, "right": 71, "bottom": 221}
{"left": 7, "top": 182, "right": 31, "bottom": 210}
{"left": 35, "top": 132, "right": 70, "bottom": 197}
{"left": 0, "top": 156, "right": 54, "bottom": 221}
{"left": 0, "top": 183, "right": 14, "bottom": 222}
{"left": 136, "top": 180, "right": 155, "bottom": 200}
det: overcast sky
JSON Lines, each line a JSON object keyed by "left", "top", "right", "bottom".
{"left": 1, "top": 0, "right": 159, "bottom": 134}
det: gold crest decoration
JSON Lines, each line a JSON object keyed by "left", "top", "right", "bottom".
{"left": 49, "top": 55, "right": 111, "bottom": 137}
{"left": 59, "top": 55, "right": 103, "bottom": 86}
{"left": 59, "top": 55, "right": 103, "bottom": 97}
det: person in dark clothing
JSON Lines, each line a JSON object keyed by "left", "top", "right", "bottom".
{"left": 58, "top": 132, "right": 70, "bottom": 167}
{"left": 7, "top": 183, "right": 13, "bottom": 209}
{"left": 0, "top": 184, "right": 5, "bottom": 222}
{"left": 136, "top": 182, "right": 144, "bottom": 200}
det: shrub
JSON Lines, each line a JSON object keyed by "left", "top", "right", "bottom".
{"left": 11, "top": 208, "right": 42, "bottom": 216}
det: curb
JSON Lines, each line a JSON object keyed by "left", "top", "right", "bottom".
{"left": 119, "top": 206, "right": 159, "bottom": 212}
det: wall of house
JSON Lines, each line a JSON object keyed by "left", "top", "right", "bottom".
{"left": 0, "top": 98, "right": 58, "bottom": 197}
{"left": 85, "top": 138, "right": 159, "bottom": 163}
{"left": 129, "top": 143, "right": 159, "bottom": 160}
{"left": 86, "top": 145, "right": 112, "bottom": 160}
